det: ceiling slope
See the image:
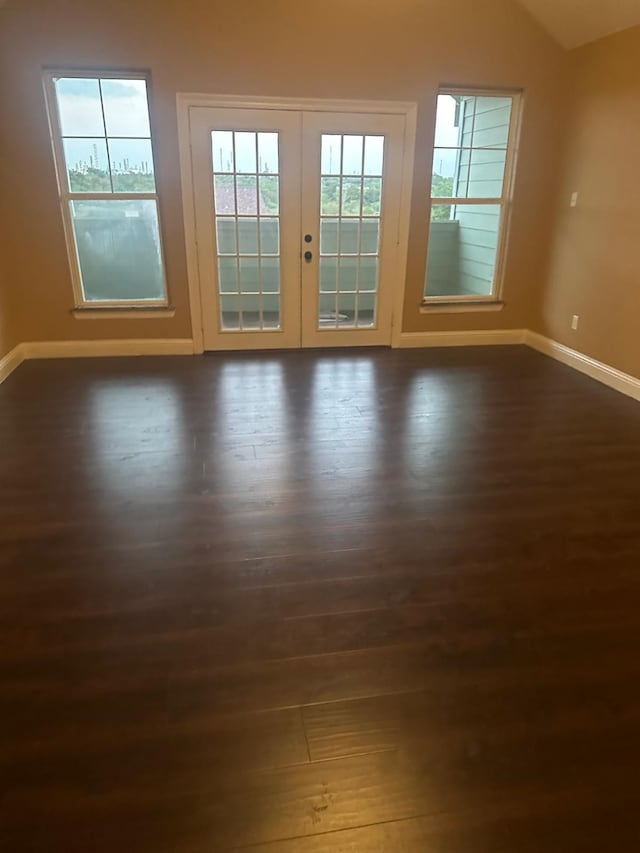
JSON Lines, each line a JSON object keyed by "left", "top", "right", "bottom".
{"left": 518, "top": 0, "right": 640, "bottom": 49}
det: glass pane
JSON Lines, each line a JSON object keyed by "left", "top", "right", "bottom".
{"left": 55, "top": 78, "right": 104, "bottom": 136}
{"left": 319, "top": 293, "right": 339, "bottom": 326}
{"left": 234, "top": 132, "right": 257, "bottom": 173}
{"left": 434, "top": 93, "right": 461, "bottom": 148}
{"left": 260, "top": 219, "right": 279, "bottom": 255}
{"left": 364, "top": 136, "right": 384, "bottom": 176}
{"left": 471, "top": 97, "right": 513, "bottom": 148}
{"left": 321, "top": 135, "right": 341, "bottom": 175}
{"left": 101, "top": 79, "right": 151, "bottom": 137}
{"left": 63, "top": 138, "right": 110, "bottom": 192}
{"left": 342, "top": 135, "right": 364, "bottom": 175}
{"left": 220, "top": 294, "right": 241, "bottom": 329}
{"left": 467, "top": 148, "right": 507, "bottom": 198}
{"left": 238, "top": 219, "right": 259, "bottom": 254}
{"left": 212, "top": 131, "right": 234, "bottom": 173}
{"left": 261, "top": 257, "right": 280, "bottom": 293}
{"left": 356, "top": 292, "right": 376, "bottom": 327}
{"left": 336, "top": 294, "right": 356, "bottom": 326}
{"left": 338, "top": 257, "right": 358, "bottom": 292}
{"left": 110, "top": 138, "right": 156, "bottom": 192}
{"left": 321, "top": 178, "right": 340, "bottom": 215}
{"left": 258, "top": 133, "right": 278, "bottom": 173}
{"left": 214, "top": 176, "right": 236, "bottom": 214}
{"left": 216, "top": 218, "right": 237, "bottom": 254}
{"left": 218, "top": 257, "right": 239, "bottom": 293}
{"left": 320, "top": 219, "right": 339, "bottom": 254}
{"left": 424, "top": 203, "right": 501, "bottom": 298}
{"left": 361, "top": 219, "right": 380, "bottom": 254}
{"left": 341, "top": 178, "right": 361, "bottom": 216}
{"left": 319, "top": 257, "right": 338, "bottom": 292}
{"left": 363, "top": 178, "right": 382, "bottom": 215}
{"left": 359, "top": 257, "right": 379, "bottom": 292}
{"left": 433, "top": 148, "right": 507, "bottom": 199}
{"left": 340, "top": 220, "right": 360, "bottom": 254}
{"left": 239, "top": 257, "right": 260, "bottom": 293}
{"left": 259, "top": 175, "right": 279, "bottom": 214}
{"left": 70, "top": 199, "right": 165, "bottom": 302}
{"left": 432, "top": 148, "right": 457, "bottom": 196}
{"left": 236, "top": 176, "right": 258, "bottom": 215}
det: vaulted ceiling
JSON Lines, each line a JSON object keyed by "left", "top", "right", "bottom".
{"left": 1, "top": 0, "right": 639, "bottom": 48}
{"left": 518, "top": 0, "right": 640, "bottom": 49}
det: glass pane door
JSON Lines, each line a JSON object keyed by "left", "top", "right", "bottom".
{"left": 300, "top": 111, "right": 406, "bottom": 348}
{"left": 190, "top": 107, "right": 301, "bottom": 351}
{"left": 212, "top": 130, "right": 282, "bottom": 331}
{"left": 318, "top": 133, "right": 384, "bottom": 330}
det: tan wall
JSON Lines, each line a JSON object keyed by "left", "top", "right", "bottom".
{"left": 0, "top": 261, "right": 18, "bottom": 360}
{"left": 0, "top": 0, "right": 567, "bottom": 345}
{"left": 537, "top": 26, "right": 640, "bottom": 377}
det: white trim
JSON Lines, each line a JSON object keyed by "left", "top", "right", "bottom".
{"left": 21, "top": 339, "right": 195, "bottom": 359}
{"left": 420, "top": 301, "right": 505, "bottom": 315}
{"left": 525, "top": 331, "right": 640, "bottom": 402}
{"left": 71, "top": 308, "right": 176, "bottom": 320}
{"left": 4, "top": 331, "right": 638, "bottom": 407}
{"left": 396, "top": 329, "right": 526, "bottom": 348}
{"left": 0, "top": 343, "right": 26, "bottom": 384}
{"left": 391, "top": 104, "right": 418, "bottom": 348}
{"left": 177, "top": 93, "right": 418, "bottom": 354}
{"left": 42, "top": 70, "right": 170, "bottom": 310}
{"left": 177, "top": 93, "right": 417, "bottom": 115}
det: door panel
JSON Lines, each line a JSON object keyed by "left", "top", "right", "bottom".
{"left": 190, "top": 108, "right": 302, "bottom": 350}
{"left": 189, "top": 106, "right": 406, "bottom": 351}
{"left": 300, "top": 112, "right": 406, "bottom": 348}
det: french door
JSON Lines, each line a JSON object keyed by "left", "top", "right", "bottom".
{"left": 189, "top": 105, "right": 407, "bottom": 350}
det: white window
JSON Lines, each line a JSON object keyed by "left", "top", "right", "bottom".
{"left": 43, "top": 71, "right": 168, "bottom": 307}
{"left": 423, "top": 89, "right": 521, "bottom": 304}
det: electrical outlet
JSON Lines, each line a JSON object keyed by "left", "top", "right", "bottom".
{"left": 570, "top": 192, "right": 579, "bottom": 208}
{"left": 571, "top": 314, "right": 580, "bottom": 331}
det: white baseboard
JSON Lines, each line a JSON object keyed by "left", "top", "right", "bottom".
{"left": 21, "top": 338, "right": 195, "bottom": 359}
{"left": 2, "top": 332, "right": 639, "bottom": 406}
{"left": 397, "top": 329, "right": 527, "bottom": 348}
{"left": 525, "top": 331, "right": 640, "bottom": 402}
{"left": 0, "top": 343, "right": 25, "bottom": 384}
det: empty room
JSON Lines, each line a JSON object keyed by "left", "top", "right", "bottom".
{"left": 1, "top": 0, "right": 640, "bottom": 849}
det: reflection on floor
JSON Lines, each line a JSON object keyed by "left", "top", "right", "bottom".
{"left": 2, "top": 346, "right": 640, "bottom": 851}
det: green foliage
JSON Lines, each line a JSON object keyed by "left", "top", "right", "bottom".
{"left": 431, "top": 173, "right": 454, "bottom": 222}
{"left": 68, "top": 168, "right": 155, "bottom": 194}
{"left": 431, "top": 173, "right": 453, "bottom": 198}
{"left": 320, "top": 178, "right": 382, "bottom": 216}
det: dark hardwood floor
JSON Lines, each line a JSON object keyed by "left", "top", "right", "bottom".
{"left": 1, "top": 345, "right": 640, "bottom": 851}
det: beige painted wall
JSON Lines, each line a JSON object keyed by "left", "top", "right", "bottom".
{"left": 0, "top": 261, "right": 18, "bottom": 360}
{"left": 0, "top": 0, "right": 567, "bottom": 345}
{"left": 536, "top": 26, "right": 640, "bottom": 377}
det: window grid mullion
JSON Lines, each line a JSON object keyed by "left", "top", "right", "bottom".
{"left": 97, "top": 80, "right": 114, "bottom": 193}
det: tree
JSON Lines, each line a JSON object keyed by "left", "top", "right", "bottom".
{"left": 430, "top": 174, "right": 454, "bottom": 222}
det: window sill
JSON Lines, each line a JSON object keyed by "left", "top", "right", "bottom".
{"left": 420, "top": 300, "right": 504, "bottom": 315}
{"left": 72, "top": 307, "right": 175, "bottom": 320}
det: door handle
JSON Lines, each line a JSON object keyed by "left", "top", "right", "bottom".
{"left": 304, "top": 250, "right": 313, "bottom": 262}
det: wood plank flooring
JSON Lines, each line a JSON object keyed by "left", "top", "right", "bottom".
{"left": 1, "top": 345, "right": 640, "bottom": 851}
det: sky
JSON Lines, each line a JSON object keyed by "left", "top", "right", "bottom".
{"left": 56, "top": 81, "right": 462, "bottom": 178}
{"left": 56, "top": 78, "right": 153, "bottom": 172}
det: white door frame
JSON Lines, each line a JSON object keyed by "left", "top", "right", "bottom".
{"left": 177, "top": 93, "right": 417, "bottom": 353}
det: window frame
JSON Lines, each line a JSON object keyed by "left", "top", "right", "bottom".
{"left": 422, "top": 86, "right": 523, "bottom": 307}
{"left": 43, "top": 68, "right": 169, "bottom": 310}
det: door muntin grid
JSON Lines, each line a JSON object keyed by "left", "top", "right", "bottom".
{"left": 211, "top": 130, "right": 281, "bottom": 331}
{"left": 318, "top": 134, "right": 384, "bottom": 330}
